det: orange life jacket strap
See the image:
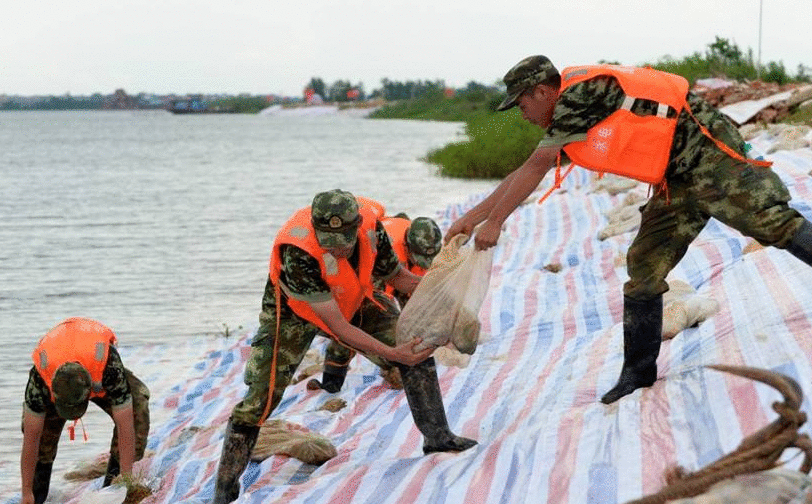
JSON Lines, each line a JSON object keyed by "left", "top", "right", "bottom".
{"left": 258, "top": 283, "right": 286, "bottom": 426}
{"left": 67, "top": 418, "right": 89, "bottom": 442}
{"left": 683, "top": 102, "right": 772, "bottom": 168}
{"left": 538, "top": 151, "right": 576, "bottom": 204}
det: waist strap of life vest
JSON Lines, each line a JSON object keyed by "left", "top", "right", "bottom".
{"left": 67, "top": 418, "right": 89, "bottom": 442}
{"left": 683, "top": 101, "right": 773, "bottom": 169}
{"left": 537, "top": 96, "right": 773, "bottom": 205}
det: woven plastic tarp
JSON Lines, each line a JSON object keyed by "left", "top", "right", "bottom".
{"left": 4, "top": 130, "right": 812, "bottom": 504}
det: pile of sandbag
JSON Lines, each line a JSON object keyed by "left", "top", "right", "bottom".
{"left": 739, "top": 123, "right": 812, "bottom": 153}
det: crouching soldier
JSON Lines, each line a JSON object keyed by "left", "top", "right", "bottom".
{"left": 20, "top": 317, "right": 150, "bottom": 504}
{"left": 213, "top": 189, "right": 475, "bottom": 504}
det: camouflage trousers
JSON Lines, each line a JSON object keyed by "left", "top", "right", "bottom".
{"left": 230, "top": 291, "right": 400, "bottom": 426}
{"left": 322, "top": 291, "right": 407, "bottom": 372}
{"left": 22, "top": 368, "right": 150, "bottom": 465}
{"left": 625, "top": 149, "right": 807, "bottom": 300}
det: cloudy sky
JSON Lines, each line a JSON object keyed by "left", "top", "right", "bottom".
{"left": 2, "top": 0, "right": 810, "bottom": 97}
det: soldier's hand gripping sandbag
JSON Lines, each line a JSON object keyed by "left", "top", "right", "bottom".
{"left": 395, "top": 234, "right": 494, "bottom": 355}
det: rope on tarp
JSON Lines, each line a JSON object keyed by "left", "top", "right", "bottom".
{"left": 627, "top": 365, "right": 812, "bottom": 504}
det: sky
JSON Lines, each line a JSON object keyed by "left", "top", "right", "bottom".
{"left": 2, "top": 0, "right": 810, "bottom": 97}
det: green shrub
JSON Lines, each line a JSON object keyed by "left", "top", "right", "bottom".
{"left": 426, "top": 108, "right": 545, "bottom": 178}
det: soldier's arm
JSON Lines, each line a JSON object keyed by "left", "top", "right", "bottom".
{"left": 386, "top": 266, "right": 420, "bottom": 295}
{"left": 473, "top": 146, "right": 559, "bottom": 250}
{"left": 111, "top": 404, "right": 136, "bottom": 476}
{"left": 309, "top": 298, "right": 433, "bottom": 366}
{"left": 445, "top": 168, "right": 524, "bottom": 243}
{"left": 21, "top": 410, "right": 44, "bottom": 504}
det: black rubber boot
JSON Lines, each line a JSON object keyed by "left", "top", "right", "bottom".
{"left": 601, "top": 295, "right": 663, "bottom": 404}
{"left": 396, "top": 358, "right": 477, "bottom": 454}
{"left": 786, "top": 220, "right": 812, "bottom": 266}
{"left": 307, "top": 362, "right": 348, "bottom": 393}
{"left": 102, "top": 455, "right": 120, "bottom": 487}
{"left": 213, "top": 419, "right": 260, "bottom": 504}
{"left": 32, "top": 461, "right": 53, "bottom": 504}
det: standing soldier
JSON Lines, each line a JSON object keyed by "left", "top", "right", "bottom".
{"left": 446, "top": 55, "right": 812, "bottom": 404}
{"left": 20, "top": 317, "right": 150, "bottom": 504}
{"left": 309, "top": 213, "right": 443, "bottom": 393}
{"left": 213, "top": 189, "right": 475, "bottom": 504}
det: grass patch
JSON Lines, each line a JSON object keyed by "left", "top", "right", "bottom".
{"left": 426, "top": 109, "right": 545, "bottom": 178}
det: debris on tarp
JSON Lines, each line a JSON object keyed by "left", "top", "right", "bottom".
{"left": 692, "top": 78, "right": 812, "bottom": 125}
{"left": 251, "top": 419, "right": 337, "bottom": 465}
{"left": 64, "top": 456, "right": 109, "bottom": 482}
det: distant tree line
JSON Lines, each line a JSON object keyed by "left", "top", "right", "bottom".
{"left": 651, "top": 36, "right": 810, "bottom": 85}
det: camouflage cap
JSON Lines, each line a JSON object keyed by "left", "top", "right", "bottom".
{"left": 311, "top": 189, "right": 361, "bottom": 249}
{"left": 497, "top": 55, "right": 559, "bottom": 111}
{"left": 51, "top": 362, "right": 91, "bottom": 420}
{"left": 406, "top": 217, "right": 442, "bottom": 269}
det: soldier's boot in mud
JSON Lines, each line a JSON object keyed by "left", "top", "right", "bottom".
{"left": 102, "top": 455, "right": 120, "bottom": 487}
{"left": 397, "top": 357, "right": 477, "bottom": 454}
{"left": 213, "top": 419, "right": 260, "bottom": 504}
{"left": 307, "top": 362, "right": 349, "bottom": 393}
{"left": 32, "top": 461, "right": 53, "bottom": 504}
{"left": 786, "top": 220, "right": 812, "bottom": 266}
{"left": 601, "top": 295, "right": 663, "bottom": 404}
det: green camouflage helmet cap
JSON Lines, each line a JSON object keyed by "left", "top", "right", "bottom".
{"left": 311, "top": 189, "right": 361, "bottom": 249}
{"left": 406, "top": 217, "right": 442, "bottom": 269}
{"left": 51, "top": 362, "right": 92, "bottom": 420}
{"left": 497, "top": 55, "right": 559, "bottom": 111}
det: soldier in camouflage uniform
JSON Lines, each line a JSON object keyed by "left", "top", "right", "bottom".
{"left": 309, "top": 215, "right": 444, "bottom": 393}
{"left": 447, "top": 55, "right": 812, "bottom": 404}
{"left": 20, "top": 319, "right": 150, "bottom": 504}
{"left": 213, "top": 190, "right": 476, "bottom": 504}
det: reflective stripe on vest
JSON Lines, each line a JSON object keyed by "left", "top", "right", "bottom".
{"left": 32, "top": 317, "right": 116, "bottom": 401}
{"left": 560, "top": 64, "right": 689, "bottom": 184}
{"left": 269, "top": 206, "right": 379, "bottom": 336}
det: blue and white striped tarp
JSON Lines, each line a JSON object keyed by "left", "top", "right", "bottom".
{"left": 4, "top": 130, "right": 812, "bottom": 504}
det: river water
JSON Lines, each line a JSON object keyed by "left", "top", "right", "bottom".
{"left": 0, "top": 109, "right": 496, "bottom": 496}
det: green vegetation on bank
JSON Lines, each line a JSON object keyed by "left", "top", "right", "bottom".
{"left": 209, "top": 96, "right": 270, "bottom": 114}
{"left": 373, "top": 36, "right": 811, "bottom": 180}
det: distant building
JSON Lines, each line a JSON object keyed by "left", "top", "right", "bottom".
{"left": 104, "top": 89, "right": 136, "bottom": 110}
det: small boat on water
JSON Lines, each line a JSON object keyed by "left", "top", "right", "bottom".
{"left": 167, "top": 96, "right": 209, "bottom": 114}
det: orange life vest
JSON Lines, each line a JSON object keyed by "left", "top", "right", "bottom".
{"left": 382, "top": 216, "right": 426, "bottom": 276}
{"left": 269, "top": 205, "right": 380, "bottom": 336}
{"left": 32, "top": 317, "right": 116, "bottom": 401}
{"left": 355, "top": 196, "right": 386, "bottom": 219}
{"left": 537, "top": 65, "right": 773, "bottom": 204}
{"left": 560, "top": 64, "right": 689, "bottom": 184}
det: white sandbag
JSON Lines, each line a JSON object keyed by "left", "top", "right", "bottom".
{"left": 662, "top": 280, "right": 720, "bottom": 340}
{"left": 76, "top": 485, "right": 128, "bottom": 504}
{"left": 396, "top": 234, "right": 493, "bottom": 355}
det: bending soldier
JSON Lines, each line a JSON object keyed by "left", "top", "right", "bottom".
{"left": 213, "top": 189, "right": 475, "bottom": 504}
{"left": 20, "top": 317, "right": 150, "bottom": 504}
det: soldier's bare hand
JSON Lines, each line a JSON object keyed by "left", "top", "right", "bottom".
{"left": 474, "top": 220, "right": 501, "bottom": 250}
{"left": 389, "top": 338, "right": 434, "bottom": 366}
{"left": 445, "top": 216, "right": 475, "bottom": 245}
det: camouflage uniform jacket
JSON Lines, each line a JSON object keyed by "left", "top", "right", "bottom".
{"left": 24, "top": 346, "right": 132, "bottom": 416}
{"left": 538, "top": 75, "right": 746, "bottom": 176}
